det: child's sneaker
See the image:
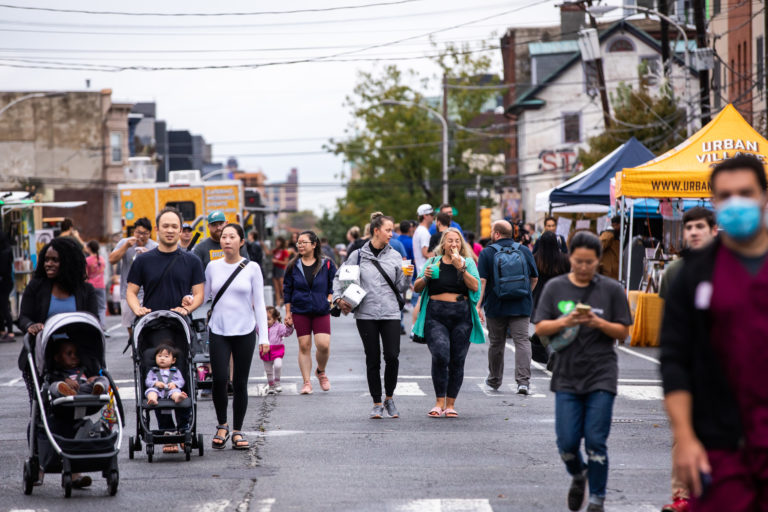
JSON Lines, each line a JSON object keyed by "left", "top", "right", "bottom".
{"left": 275, "top": 382, "right": 283, "bottom": 393}
{"left": 92, "top": 382, "right": 106, "bottom": 395}
{"left": 266, "top": 384, "right": 277, "bottom": 395}
{"left": 56, "top": 382, "right": 76, "bottom": 396}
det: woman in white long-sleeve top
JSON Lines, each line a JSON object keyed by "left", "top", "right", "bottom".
{"left": 204, "top": 223, "right": 269, "bottom": 450}
{"left": 332, "top": 212, "right": 413, "bottom": 419}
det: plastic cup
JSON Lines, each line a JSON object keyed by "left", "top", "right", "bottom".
{"left": 428, "top": 262, "right": 440, "bottom": 279}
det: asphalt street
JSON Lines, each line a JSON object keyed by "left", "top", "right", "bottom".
{"left": 0, "top": 309, "right": 671, "bottom": 512}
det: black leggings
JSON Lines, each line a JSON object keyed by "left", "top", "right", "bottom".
{"left": 356, "top": 319, "right": 400, "bottom": 403}
{"left": 209, "top": 329, "right": 256, "bottom": 431}
{"left": 424, "top": 299, "right": 472, "bottom": 399}
{"left": 0, "top": 284, "right": 13, "bottom": 333}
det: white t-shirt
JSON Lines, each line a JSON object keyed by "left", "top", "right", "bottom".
{"left": 204, "top": 258, "right": 269, "bottom": 343}
{"left": 412, "top": 224, "right": 431, "bottom": 272}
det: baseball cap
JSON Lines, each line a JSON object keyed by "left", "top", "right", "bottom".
{"left": 182, "top": 223, "right": 192, "bottom": 230}
{"left": 207, "top": 210, "right": 226, "bottom": 224}
{"left": 417, "top": 204, "right": 434, "bottom": 216}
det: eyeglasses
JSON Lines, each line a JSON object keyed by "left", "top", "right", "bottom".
{"left": 134, "top": 230, "right": 150, "bottom": 237}
{"left": 296, "top": 241, "right": 312, "bottom": 246}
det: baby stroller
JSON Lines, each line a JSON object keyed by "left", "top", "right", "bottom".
{"left": 128, "top": 310, "right": 203, "bottom": 462}
{"left": 21, "top": 312, "right": 125, "bottom": 497}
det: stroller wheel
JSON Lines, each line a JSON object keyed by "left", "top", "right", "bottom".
{"left": 62, "top": 473, "right": 72, "bottom": 498}
{"left": 107, "top": 470, "right": 119, "bottom": 496}
{"left": 184, "top": 443, "right": 191, "bottom": 461}
{"left": 133, "top": 436, "right": 142, "bottom": 451}
{"left": 146, "top": 443, "right": 154, "bottom": 463}
{"left": 22, "top": 460, "right": 34, "bottom": 495}
{"left": 128, "top": 436, "right": 135, "bottom": 459}
{"left": 198, "top": 434, "right": 204, "bottom": 457}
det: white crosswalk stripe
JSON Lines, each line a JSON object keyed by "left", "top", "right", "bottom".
{"left": 391, "top": 499, "right": 493, "bottom": 512}
{"left": 618, "top": 385, "right": 664, "bottom": 401}
{"left": 359, "top": 381, "right": 426, "bottom": 397}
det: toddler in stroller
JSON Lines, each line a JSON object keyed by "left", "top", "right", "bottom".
{"left": 50, "top": 339, "right": 109, "bottom": 398}
{"left": 145, "top": 344, "right": 188, "bottom": 405}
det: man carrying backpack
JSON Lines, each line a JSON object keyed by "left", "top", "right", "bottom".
{"left": 477, "top": 220, "right": 539, "bottom": 394}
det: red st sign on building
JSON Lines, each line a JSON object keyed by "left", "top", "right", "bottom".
{"left": 538, "top": 148, "right": 582, "bottom": 174}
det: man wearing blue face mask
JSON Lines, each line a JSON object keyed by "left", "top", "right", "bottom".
{"left": 660, "top": 154, "right": 768, "bottom": 511}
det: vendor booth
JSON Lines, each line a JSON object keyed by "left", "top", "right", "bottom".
{"left": 615, "top": 104, "right": 768, "bottom": 346}
{"left": 0, "top": 192, "right": 86, "bottom": 321}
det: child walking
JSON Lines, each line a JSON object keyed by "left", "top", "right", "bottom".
{"left": 261, "top": 306, "right": 293, "bottom": 395}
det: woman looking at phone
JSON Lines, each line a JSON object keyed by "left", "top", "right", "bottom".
{"left": 532, "top": 231, "right": 632, "bottom": 512}
{"left": 412, "top": 228, "right": 483, "bottom": 418}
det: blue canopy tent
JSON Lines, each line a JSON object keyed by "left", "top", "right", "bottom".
{"left": 536, "top": 137, "right": 655, "bottom": 213}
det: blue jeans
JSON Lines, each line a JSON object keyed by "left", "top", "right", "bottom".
{"left": 555, "top": 390, "right": 615, "bottom": 499}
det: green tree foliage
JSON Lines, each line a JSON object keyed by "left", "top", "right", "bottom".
{"left": 326, "top": 43, "right": 508, "bottom": 231}
{"left": 579, "top": 80, "right": 687, "bottom": 170}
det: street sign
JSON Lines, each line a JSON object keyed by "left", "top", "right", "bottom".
{"left": 465, "top": 189, "right": 479, "bottom": 199}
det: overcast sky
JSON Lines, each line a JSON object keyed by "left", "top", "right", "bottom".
{"left": 0, "top": 0, "right": 624, "bottom": 215}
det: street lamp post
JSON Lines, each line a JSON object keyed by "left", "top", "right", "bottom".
{"left": 379, "top": 99, "right": 449, "bottom": 205}
{"left": 0, "top": 92, "right": 64, "bottom": 117}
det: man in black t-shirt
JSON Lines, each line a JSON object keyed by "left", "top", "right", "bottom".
{"left": 427, "top": 212, "right": 451, "bottom": 254}
{"left": 126, "top": 207, "right": 205, "bottom": 318}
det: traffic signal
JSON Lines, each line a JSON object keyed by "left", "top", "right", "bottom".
{"left": 244, "top": 189, "right": 261, "bottom": 209}
{"left": 480, "top": 208, "right": 492, "bottom": 238}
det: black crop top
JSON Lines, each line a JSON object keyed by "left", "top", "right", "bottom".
{"left": 428, "top": 261, "right": 469, "bottom": 296}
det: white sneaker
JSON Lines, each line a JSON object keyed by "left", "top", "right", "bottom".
{"left": 275, "top": 383, "right": 283, "bottom": 393}
{"left": 266, "top": 385, "right": 277, "bottom": 395}
{"left": 517, "top": 384, "right": 530, "bottom": 395}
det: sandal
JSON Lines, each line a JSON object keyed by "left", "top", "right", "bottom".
{"left": 71, "top": 474, "right": 92, "bottom": 488}
{"left": 444, "top": 408, "right": 459, "bottom": 418}
{"left": 231, "top": 431, "right": 249, "bottom": 450}
{"left": 211, "top": 424, "right": 230, "bottom": 449}
{"left": 427, "top": 406, "right": 444, "bottom": 418}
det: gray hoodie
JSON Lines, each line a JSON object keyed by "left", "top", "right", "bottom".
{"left": 333, "top": 241, "right": 409, "bottom": 320}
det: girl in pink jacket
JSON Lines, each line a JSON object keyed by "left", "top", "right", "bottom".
{"left": 261, "top": 306, "right": 293, "bottom": 394}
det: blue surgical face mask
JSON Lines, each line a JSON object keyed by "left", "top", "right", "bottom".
{"left": 716, "top": 196, "right": 763, "bottom": 240}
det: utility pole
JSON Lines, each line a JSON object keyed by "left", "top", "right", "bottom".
{"left": 582, "top": 1, "right": 612, "bottom": 129}
{"left": 442, "top": 74, "right": 450, "bottom": 205}
{"left": 658, "top": 0, "right": 670, "bottom": 77}
{"left": 692, "top": 0, "right": 710, "bottom": 124}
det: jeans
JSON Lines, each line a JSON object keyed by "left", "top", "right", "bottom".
{"left": 356, "top": 319, "right": 400, "bottom": 403}
{"left": 424, "top": 299, "right": 472, "bottom": 399}
{"left": 485, "top": 315, "right": 531, "bottom": 388}
{"left": 555, "top": 390, "right": 615, "bottom": 499}
{"left": 93, "top": 288, "right": 107, "bottom": 329}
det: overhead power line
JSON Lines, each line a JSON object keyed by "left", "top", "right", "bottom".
{"left": 0, "top": 0, "right": 423, "bottom": 17}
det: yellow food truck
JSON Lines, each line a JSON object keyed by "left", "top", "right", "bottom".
{"left": 118, "top": 169, "right": 243, "bottom": 239}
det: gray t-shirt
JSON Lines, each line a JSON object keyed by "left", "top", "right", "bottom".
{"left": 192, "top": 237, "right": 249, "bottom": 269}
{"left": 115, "top": 238, "right": 158, "bottom": 300}
{"left": 532, "top": 274, "right": 632, "bottom": 394}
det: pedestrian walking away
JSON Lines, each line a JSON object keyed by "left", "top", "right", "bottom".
{"left": 126, "top": 207, "right": 205, "bottom": 450}
{"left": 271, "top": 237, "right": 291, "bottom": 307}
{"left": 477, "top": 220, "right": 539, "bottom": 394}
{"left": 85, "top": 240, "right": 107, "bottom": 332}
{"left": 533, "top": 231, "right": 632, "bottom": 512}
{"left": 108, "top": 217, "right": 158, "bottom": 338}
{"left": 657, "top": 206, "right": 716, "bottom": 512}
{"left": 283, "top": 230, "right": 337, "bottom": 395}
{"left": 660, "top": 155, "right": 768, "bottom": 512}
{"left": 412, "top": 228, "right": 484, "bottom": 418}
{"left": 0, "top": 230, "right": 15, "bottom": 342}
{"left": 204, "top": 223, "right": 269, "bottom": 450}
{"left": 262, "top": 306, "right": 292, "bottom": 394}
{"left": 333, "top": 212, "right": 412, "bottom": 419}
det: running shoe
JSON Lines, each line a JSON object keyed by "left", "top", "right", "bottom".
{"left": 383, "top": 398, "right": 399, "bottom": 418}
{"left": 275, "top": 383, "right": 283, "bottom": 393}
{"left": 300, "top": 382, "right": 313, "bottom": 395}
{"left": 586, "top": 504, "right": 604, "bottom": 512}
{"left": 370, "top": 404, "right": 385, "bottom": 419}
{"left": 517, "top": 384, "right": 530, "bottom": 395}
{"left": 266, "top": 385, "right": 277, "bottom": 395}
{"left": 316, "top": 370, "right": 331, "bottom": 391}
{"left": 661, "top": 497, "right": 691, "bottom": 512}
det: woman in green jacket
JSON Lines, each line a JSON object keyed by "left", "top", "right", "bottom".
{"left": 413, "top": 228, "right": 484, "bottom": 418}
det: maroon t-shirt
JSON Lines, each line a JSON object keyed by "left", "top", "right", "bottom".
{"left": 710, "top": 244, "right": 768, "bottom": 448}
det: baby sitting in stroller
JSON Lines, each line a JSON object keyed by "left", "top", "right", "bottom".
{"left": 145, "top": 344, "right": 188, "bottom": 405}
{"left": 50, "top": 339, "right": 109, "bottom": 398}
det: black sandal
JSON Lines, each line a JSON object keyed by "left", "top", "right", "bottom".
{"left": 231, "top": 431, "right": 249, "bottom": 450}
{"left": 211, "top": 424, "right": 230, "bottom": 449}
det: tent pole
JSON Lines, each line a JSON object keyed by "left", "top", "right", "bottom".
{"left": 626, "top": 202, "right": 635, "bottom": 294}
{"left": 618, "top": 196, "right": 626, "bottom": 284}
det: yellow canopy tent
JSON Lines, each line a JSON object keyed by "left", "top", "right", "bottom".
{"left": 615, "top": 104, "right": 768, "bottom": 199}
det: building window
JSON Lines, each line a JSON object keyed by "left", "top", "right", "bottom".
{"left": 608, "top": 37, "right": 634, "bottom": 53}
{"left": 713, "top": 0, "right": 720, "bottom": 14}
{"left": 110, "top": 132, "right": 123, "bottom": 163}
{"left": 563, "top": 112, "right": 581, "bottom": 143}
{"left": 640, "top": 55, "right": 661, "bottom": 85}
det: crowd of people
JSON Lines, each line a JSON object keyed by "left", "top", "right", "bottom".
{"left": 5, "top": 154, "right": 767, "bottom": 511}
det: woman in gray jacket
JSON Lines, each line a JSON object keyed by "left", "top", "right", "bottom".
{"left": 333, "top": 212, "right": 413, "bottom": 419}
